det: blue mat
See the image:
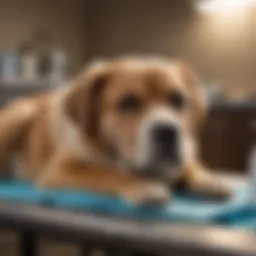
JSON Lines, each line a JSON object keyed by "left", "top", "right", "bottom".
{"left": 0, "top": 180, "right": 255, "bottom": 228}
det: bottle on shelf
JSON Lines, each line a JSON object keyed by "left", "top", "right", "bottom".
{"left": 19, "top": 42, "right": 38, "bottom": 82}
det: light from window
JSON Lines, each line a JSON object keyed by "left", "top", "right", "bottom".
{"left": 196, "top": 0, "right": 255, "bottom": 13}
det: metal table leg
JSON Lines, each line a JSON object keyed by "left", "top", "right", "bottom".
{"left": 19, "top": 230, "right": 38, "bottom": 256}
{"left": 81, "top": 245, "right": 130, "bottom": 256}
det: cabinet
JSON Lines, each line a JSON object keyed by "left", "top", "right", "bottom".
{"left": 200, "top": 103, "right": 256, "bottom": 172}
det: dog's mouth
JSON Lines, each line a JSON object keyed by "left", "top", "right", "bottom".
{"left": 133, "top": 120, "right": 183, "bottom": 179}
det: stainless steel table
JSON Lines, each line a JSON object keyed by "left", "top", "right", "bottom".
{"left": 0, "top": 201, "right": 255, "bottom": 256}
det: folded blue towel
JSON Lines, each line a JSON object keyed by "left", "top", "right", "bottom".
{"left": 0, "top": 180, "right": 254, "bottom": 228}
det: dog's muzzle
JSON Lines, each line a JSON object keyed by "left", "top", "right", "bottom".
{"left": 150, "top": 123, "right": 181, "bottom": 169}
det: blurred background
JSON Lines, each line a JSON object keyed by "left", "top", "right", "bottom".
{"left": 0, "top": 0, "right": 255, "bottom": 255}
{"left": 0, "top": 0, "right": 254, "bottom": 95}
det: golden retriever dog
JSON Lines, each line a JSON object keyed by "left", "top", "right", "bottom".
{"left": 0, "top": 57, "right": 230, "bottom": 205}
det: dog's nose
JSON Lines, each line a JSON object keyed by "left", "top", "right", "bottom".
{"left": 152, "top": 124, "right": 179, "bottom": 161}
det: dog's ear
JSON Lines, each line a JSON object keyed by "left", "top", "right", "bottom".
{"left": 176, "top": 61, "right": 207, "bottom": 133}
{"left": 65, "top": 61, "right": 110, "bottom": 139}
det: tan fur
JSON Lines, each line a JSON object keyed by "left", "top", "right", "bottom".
{"left": 0, "top": 57, "right": 230, "bottom": 204}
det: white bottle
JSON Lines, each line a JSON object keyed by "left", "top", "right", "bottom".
{"left": 20, "top": 44, "right": 38, "bottom": 82}
{"left": 22, "top": 54, "right": 38, "bottom": 81}
{"left": 49, "top": 49, "right": 66, "bottom": 83}
{"left": 248, "top": 146, "right": 256, "bottom": 202}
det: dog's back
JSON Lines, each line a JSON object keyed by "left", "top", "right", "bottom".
{"left": 0, "top": 94, "right": 52, "bottom": 179}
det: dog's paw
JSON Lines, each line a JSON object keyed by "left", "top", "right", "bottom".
{"left": 124, "top": 182, "right": 171, "bottom": 206}
{"left": 190, "top": 174, "right": 233, "bottom": 201}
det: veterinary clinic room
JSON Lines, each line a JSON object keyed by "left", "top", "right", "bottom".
{"left": 0, "top": 0, "right": 255, "bottom": 255}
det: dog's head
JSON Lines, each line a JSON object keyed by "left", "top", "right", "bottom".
{"left": 65, "top": 57, "right": 206, "bottom": 177}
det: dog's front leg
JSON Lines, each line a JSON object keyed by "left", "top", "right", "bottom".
{"left": 177, "top": 163, "right": 232, "bottom": 200}
{"left": 37, "top": 152, "right": 171, "bottom": 206}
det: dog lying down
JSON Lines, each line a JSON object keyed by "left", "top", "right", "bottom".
{"left": 0, "top": 57, "right": 231, "bottom": 205}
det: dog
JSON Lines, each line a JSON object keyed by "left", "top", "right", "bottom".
{"left": 0, "top": 57, "right": 230, "bottom": 205}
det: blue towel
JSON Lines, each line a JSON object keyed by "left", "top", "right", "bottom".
{"left": 0, "top": 180, "right": 254, "bottom": 228}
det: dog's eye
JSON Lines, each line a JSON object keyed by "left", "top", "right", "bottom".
{"left": 168, "top": 92, "right": 186, "bottom": 110}
{"left": 118, "top": 94, "right": 142, "bottom": 112}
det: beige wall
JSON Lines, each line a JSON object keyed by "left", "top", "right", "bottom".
{"left": 1, "top": 0, "right": 253, "bottom": 85}
{"left": 87, "top": 0, "right": 255, "bottom": 88}
{"left": 0, "top": 0, "right": 88, "bottom": 74}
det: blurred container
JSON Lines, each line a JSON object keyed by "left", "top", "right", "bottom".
{"left": 19, "top": 43, "right": 38, "bottom": 82}
{"left": 0, "top": 52, "right": 20, "bottom": 82}
{"left": 49, "top": 49, "right": 67, "bottom": 83}
{"left": 248, "top": 145, "right": 256, "bottom": 202}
